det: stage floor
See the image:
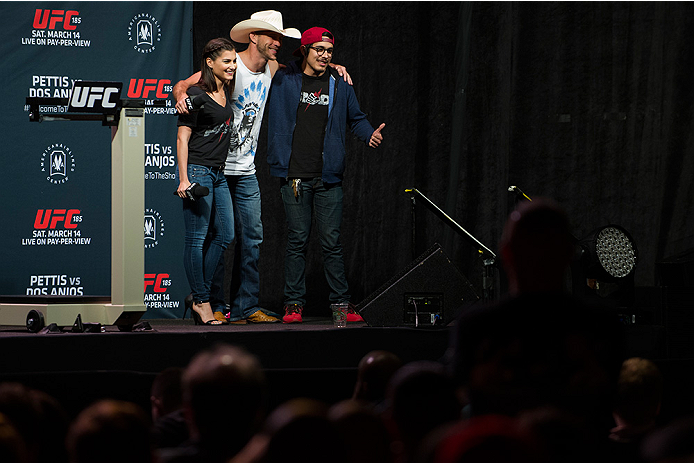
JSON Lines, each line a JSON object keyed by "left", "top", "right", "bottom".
{"left": 0, "top": 317, "right": 453, "bottom": 370}
{"left": 0, "top": 317, "right": 453, "bottom": 416}
{"left": 2, "top": 318, "right": 691, "bottom": 424}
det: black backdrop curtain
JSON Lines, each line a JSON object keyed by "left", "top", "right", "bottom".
{"left": 190, "top": 2, "right": 694, "bottom": 314}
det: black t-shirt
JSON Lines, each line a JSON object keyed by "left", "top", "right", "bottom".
{"left": 177, "top": 86, "right": 232, "bottom": 168}
{"left": 288, "top": 71, "right": 330, "bottom": 178}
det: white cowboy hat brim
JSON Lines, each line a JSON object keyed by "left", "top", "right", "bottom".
{"left": 230, "top": 19, "right": 301, "bottom": 43}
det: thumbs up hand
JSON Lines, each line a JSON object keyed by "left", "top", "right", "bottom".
{"left": 369, "top": 123, "right": 385, "bottom": 148}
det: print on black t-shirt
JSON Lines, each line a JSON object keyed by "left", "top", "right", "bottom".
{"left": 177, "top": 86, "right": 233, "bottom": 168}
{"left": 289, "top": 72, "right": 330, "bottom": 178}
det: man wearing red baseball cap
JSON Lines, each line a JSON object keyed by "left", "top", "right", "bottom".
{"left": 266, "top": 27, "right": 386, "bottom": 324}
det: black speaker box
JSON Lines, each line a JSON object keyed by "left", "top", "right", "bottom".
{"left": 657, "top": 247, "right": 694, "bottom": 288}
{"left": 356, "top": 243, "right": 479, "bottom": 327}
{"left": 657, "top": 249, "right": 694, "bottom": 358}
{"left": 662, "top": 287, "right": 694, "bottom": 358}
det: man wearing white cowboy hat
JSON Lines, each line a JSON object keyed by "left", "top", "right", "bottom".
{"left": 173, "top": 11, "right": 351, "bottom": 326}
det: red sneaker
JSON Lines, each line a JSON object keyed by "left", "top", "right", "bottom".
{"left": 283, "top": 304, "right": 303, "bottom": 323}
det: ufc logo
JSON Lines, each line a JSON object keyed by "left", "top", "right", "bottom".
{"left": 70, "top": 86, "right": 119, "bottom": 109}
{"left": 34, "top": 209, "right": 80, "bottom": 229}
{"left": 68, "top": 81, "right": 122, "bottom": 113}
{"left": 127, "top": 79, "right": 170, "bottom": 98}
{"left": 33, "top": 9, "right": 79, "bottom": 30}
{"left": 144, "top": 274, "right": 170, "bottom": 293}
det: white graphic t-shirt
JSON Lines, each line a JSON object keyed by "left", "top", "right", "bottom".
{"left": 224, "top": 55, "right": 272, "bottom": 176}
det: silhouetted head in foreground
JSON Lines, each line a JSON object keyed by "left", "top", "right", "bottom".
{"left": 499, "top": 198, "right": 574, "bottom": 295}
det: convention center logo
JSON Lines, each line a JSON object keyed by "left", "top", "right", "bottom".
{"left": 40, "top": 143, "right": 75, "bottom": 184}
{"left": 127, "top": 13, "right": 161, "bottom": 54}
{"left": 144, "top": 208, "right": 165, "bottom": 249}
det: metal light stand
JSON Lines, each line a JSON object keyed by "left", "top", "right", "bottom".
{"left": 406, "top": 188, "right": 498, "bottom": 304}
{"left": 0, "top": 94, "right": 147, "bottom": 331}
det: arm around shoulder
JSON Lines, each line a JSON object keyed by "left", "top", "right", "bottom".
{"left": 173, "top": 72, "right": 201, "bottom": 114}
{"left": 268, "top": 60, "right": 280, "bottom": 78}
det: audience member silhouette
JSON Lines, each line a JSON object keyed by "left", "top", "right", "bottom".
{"left": 150, "top": 367, "right": 189, "bottom": 449}
{"left": 449, "top": 198, "right": 624, "bottom": 453}
{"left": 640, "top": 415, "right": 694, "bottom": 463}
{"left": 384, "top": 361, "right": 461, "bottom": 463}
{"left": 498, "top": 197, "right": 575, "bottom": 296}
{"left": 519, "top": 406, "right": 596, "bottom": 463}
{"left": 65, "top": 399, "right": 153, "bottom": 463}
{"left": 0, "top": 382, "right": 69, "bottom": 463}
{"left": 0, "top": 412, "right": 29, "bottom": 463}
{"left": 352, "top": 350, "right": 403, "bottom": 409}
{"left": 0, "top": 383, "right": 41, "bottom": 463}
{"left": 225, "top": 398, "right": 347, "bottom": 463}
{"left": 429, "top": 414, "right": 545, "bottom": 463}
{"left": 30, "top": 389, "right": 69, "bottom": 463}
{"left": 261, "top": 398, "right": 346, "bottom": 463}
{"left": 611, "top": 357, "right": 663, "bottom": 442}
{"left": 151, "top": 367, "right": 184, "bottom": 421}
{"left": 158, "top": 344, "right": 268, "bottom": 463}
{"left": 329, "top": 399, "right": 395, "bottom": 463}
{"left": 608, "top": 357, "right": 663, "bottom": 462}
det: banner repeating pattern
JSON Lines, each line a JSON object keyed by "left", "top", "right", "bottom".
{"left": 0, "top": 2, "right": 194, "bottom": 319}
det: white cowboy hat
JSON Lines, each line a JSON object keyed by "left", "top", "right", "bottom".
{"left": 230, "top": 10, "right": 301, "bottom": 43}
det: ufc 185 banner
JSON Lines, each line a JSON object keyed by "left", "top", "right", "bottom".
{"left": 0, "top": 2, "right": 194, "bottom": 319}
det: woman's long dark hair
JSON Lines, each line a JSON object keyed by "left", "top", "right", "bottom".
{"left": 197, "top": 38, "right": 236, "bottom": 94}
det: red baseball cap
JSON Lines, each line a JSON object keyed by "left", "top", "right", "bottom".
{"left": 293, "top": 27, "right": 334, "bottom": 57}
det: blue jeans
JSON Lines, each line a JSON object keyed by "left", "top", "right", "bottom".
{"left": 182, "top": 165, "right": 234, "bottom": 303}
{"left": 223, "top": 174, "right": 264, "bottom": 319}
{"left": 280, "top": 178, "right": 350, "bottom": 306}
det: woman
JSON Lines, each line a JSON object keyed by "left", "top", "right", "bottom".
{"left": 176, "top": 38, "right": 236, "bottom": 325}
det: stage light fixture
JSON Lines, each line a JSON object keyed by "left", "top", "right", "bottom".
{"left": 579, "top": 225, "right": 638, "bottom": 281}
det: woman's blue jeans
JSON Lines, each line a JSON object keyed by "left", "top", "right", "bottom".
{"left": 182, "top": 164, "right": 234, "bottom": 303}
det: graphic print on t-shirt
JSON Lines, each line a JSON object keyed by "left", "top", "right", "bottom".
{"left": 204, "top": 115, "right": 232, "bottom": 142}
{"left": 179, "top": 86, "right": 233, "bottom": 167}
{"left": 288, "top": 73, "right": 330, "bottom": 178}
{"left": 300, "top": 88, "right": 329, "bottom": 110}
{"left": 230, "top": 79, "right": 267, "bottom": 157}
